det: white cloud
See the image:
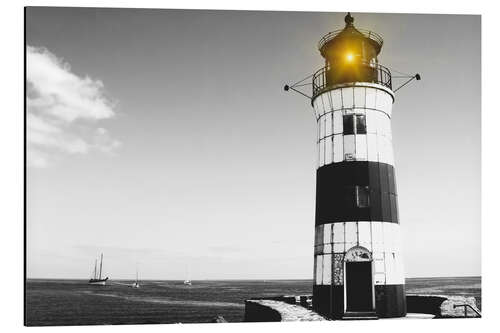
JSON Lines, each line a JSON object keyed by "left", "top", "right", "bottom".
{"left": 27, "top": 46, "right": 120, "bottom": 167}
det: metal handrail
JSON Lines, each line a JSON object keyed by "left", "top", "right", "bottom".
{"left": 311, "top": 62, "right": 392, "bottom": 100}
{"left": 453, "top": 304, "right": 482, "bottom": 318}
{"left": 318, "top": 28, "right": 384, "bottom": 51}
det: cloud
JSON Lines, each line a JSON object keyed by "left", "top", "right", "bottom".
{"left": 27, "top": 46, "right": 121, "bottom": 167}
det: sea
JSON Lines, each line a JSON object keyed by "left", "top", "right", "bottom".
{"left": 25, "top": 277, "right": 481, "bottom": 326}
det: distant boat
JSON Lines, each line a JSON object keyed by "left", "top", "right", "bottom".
{"left": 88, "top": 253, "right": 108, "bottom": 285}
{"left": 131, "top": 267, "right": 140, "bottom": 289}
{"left": 184, "top": 266, "right": 192, "bottom": 285}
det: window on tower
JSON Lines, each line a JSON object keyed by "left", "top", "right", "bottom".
{"left": 355, "top": 186, "right": 370, "bottom": 208}
{"left": 343, "top": 114, "right": 367, "bottom": 135}
{"left": 343, "top": 114, "right": 354, "bottom": 134}
{"left": 356, "top": 115, "right": 367, "bottom": 134}
{"left": 343, "top": 185, "right": 371, "bottom": 209}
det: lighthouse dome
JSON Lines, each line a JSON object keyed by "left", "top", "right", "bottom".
{"left": 318, "top": 13, "right": 383, "bottom": 64}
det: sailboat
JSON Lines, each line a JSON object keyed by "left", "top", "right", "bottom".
{"left": 88, "top": 253, "right": 109, "bottom": 285}
{"left": 131, "top": 267, "right": 140, "bottom": 288}
{"left": 183, "top": 265, "right": 192, "bottom": 285}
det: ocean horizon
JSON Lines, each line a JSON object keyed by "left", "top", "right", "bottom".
{"left": 25, "top": 276, "right": 481, "bottom": 326}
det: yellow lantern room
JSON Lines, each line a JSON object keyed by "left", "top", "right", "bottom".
{"left": 313, "top": 13, "right": 391, "bottom": 99}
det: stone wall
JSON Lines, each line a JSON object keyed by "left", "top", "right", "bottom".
{"left": 244, "top": 299, "right": 326, "bottom": 322}
{"left": 406, "top": 294, "right": 481, "bottom": 318}
{"left": 244, "top": 294, "right": 481, "bottom": 322}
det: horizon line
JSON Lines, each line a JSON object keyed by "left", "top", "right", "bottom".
{"left": 26, "top": 275, "right": 482, "bottom": 281}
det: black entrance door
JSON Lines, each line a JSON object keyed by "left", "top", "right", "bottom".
{"left": 345, "top": 261, "right": 373, "bottom": 312}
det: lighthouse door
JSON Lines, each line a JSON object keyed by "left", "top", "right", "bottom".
{"left": 344, "top": 246, "right": 374, "bottom": 313}
{"left": 345, "top": 261, "right": 373, "bottom": 311}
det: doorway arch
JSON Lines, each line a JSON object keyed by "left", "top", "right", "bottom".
{"left": 343, "top": 246, "right": 375, "bottom": 313}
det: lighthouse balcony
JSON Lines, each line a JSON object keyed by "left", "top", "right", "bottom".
{"left": 312, "top": 62, "right": 392, "bottom": 101}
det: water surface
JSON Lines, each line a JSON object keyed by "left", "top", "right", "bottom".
{"left": 25, "top": 277, "right": 480, "bottom": 326}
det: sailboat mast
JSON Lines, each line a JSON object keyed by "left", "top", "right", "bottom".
{"left": 99, "top": 253, "right": 103, "bottom": 280}
{"left": 94, "top": 259, "right": 97, "bottom": 279}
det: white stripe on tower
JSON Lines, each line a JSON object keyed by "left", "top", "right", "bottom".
{"left": 314, "top": 85, "right": 394, "bottom": 168}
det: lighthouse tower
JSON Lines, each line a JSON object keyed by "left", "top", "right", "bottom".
{"left": 310, "top": 13, "right": 406, "bottom": 319}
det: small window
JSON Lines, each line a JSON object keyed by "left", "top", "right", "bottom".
{"left": 343, "top": 114, "right": 354, "bottom": 135}
{"left": 343, "top": 186, "right": 370, "bottom": 208}
{"left": 343, "top": 114, "right": 366, "bottom": 135}
{"left": 356, "top": 115, "right": 366, "bottom": 134}
{"left": 356, "top": 186, "right": 370, "bottom": 208}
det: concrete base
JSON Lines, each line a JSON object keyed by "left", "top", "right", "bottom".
{"left": 244, "top": 294, "right": 480, "bottom": 322}
{"left": 402, "top": 313, "right": 436, "bottom": 319}
{"left": 342, "top": 312, "right": 378, "bottom": 320}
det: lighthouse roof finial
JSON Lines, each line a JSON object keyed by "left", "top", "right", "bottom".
{"left": 318, "top": 11, "right": 384, "bottom": 58}
{"left": 345, "top": 12, "right": 354, "bottom": 26}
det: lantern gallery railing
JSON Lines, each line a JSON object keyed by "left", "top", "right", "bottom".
{"left": 312, "top": 62, "right": 392, "bottom": 100}
{"left": 317, "top": 28, "right": 384, "bottom": 52}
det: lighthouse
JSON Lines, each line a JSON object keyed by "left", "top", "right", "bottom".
{"left": 307, "top": 13, "right": 406, "bottom": 319}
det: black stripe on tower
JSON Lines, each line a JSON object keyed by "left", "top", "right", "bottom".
{"left": 312, "top": 284, "right": 406, "bottom": 319}
{"left": 315, "top": 161, "right": 398, "bottom": 225}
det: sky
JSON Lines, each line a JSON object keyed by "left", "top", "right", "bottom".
{"left": 26, "top": 8, "right": 480, "bottom": 280}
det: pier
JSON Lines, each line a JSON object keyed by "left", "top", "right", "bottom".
{"left": 244, "top": 294, "right": 481, "bottom": 321}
